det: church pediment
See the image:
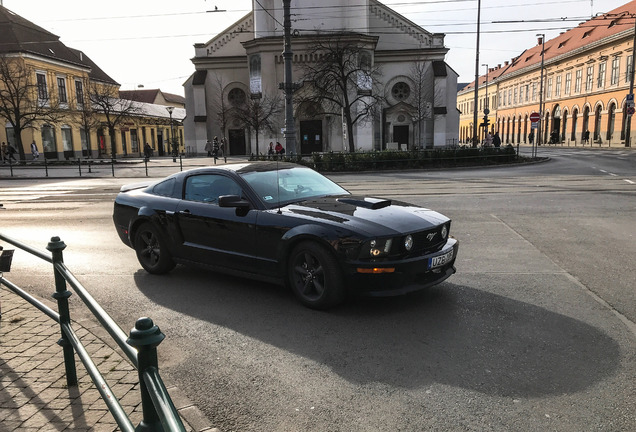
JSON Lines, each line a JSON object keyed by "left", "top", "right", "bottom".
{"left": 196, "top": 12, "right": 254, "bottom": 58}
{"left": 368, "top": 0, "right": 442, "bottom": 49}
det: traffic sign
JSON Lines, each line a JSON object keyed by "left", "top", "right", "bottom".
{"left": 529, "top": 112, "right": 541, "bottom": 122}
{"left": 628, "top": 106, "right": 635, "bottom": 115}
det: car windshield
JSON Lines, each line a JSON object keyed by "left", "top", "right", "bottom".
{"left": 240, "top": 166, "right": 349, "bottom": 207}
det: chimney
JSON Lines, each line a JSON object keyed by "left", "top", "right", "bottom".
{"left": 505, "top": 61, "right": 509, "bottom": 66}
{"left": 498, "top": 64, "right": 502, "bottom": 68}
{"left": 537, "top": 36, "right": 543, "bottom": 45}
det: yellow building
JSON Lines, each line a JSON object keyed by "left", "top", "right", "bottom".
{"left": 458, "top": 0, "right": 636, "bottom": 147}
{"left": 0, "top": 5, "right": 184, "bottom": 161}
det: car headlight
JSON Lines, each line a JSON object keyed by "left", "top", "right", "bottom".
{"left": 404, "top": 234, "right": 413, "bottom": 251}
{"left": 369, "top": 238, "right": 392, "bottom": 258}
{"left": 441, "top": 224, "right": 448, "bottom": 240}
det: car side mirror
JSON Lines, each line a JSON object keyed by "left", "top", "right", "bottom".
{"left": 218, "top": 195, "right": 250, "bottom": 209}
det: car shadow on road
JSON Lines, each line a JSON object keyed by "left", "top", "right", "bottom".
{"left": 133, "top": 267, "right": 619, "bottom": 398}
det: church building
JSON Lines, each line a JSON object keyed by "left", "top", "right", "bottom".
{"left": 184, "top": 0, "right": 459, "bottom": 156}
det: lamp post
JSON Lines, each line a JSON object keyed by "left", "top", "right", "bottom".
{"left": 472, "top": 0, "right": 482, "bottom": 147}
{"left": 482, "top": 63, "right": 490, "bottom": 139}
{"left": 535, "top": 33, "right": 546, "bottom": 158}
{"left": 282, "top": 0, "right": 297, "bottom": 155}
{"left": 165, "top": 106, "right": 176, "bottom": 162}
{"left": 625, "top": 13, "right": 636, "bottom": 147}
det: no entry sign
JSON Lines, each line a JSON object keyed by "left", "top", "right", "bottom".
{"left": 529, "top": 112, "right": 541, "bottom": 122}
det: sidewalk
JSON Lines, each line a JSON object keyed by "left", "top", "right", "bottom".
{"left": 0, "top": 287, "right": 216, "bottom": 431}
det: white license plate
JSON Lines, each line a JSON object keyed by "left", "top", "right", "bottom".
{"left": 429, "top": 249, "right": 454, "bottom": 269}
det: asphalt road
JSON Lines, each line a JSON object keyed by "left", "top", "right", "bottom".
{"left": 1, "top": 146, "right": 635, "bottom": 431}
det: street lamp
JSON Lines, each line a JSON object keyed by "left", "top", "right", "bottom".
{"left": 482, "top": 63, "right": 490, "bottom": 140}
{"left": 165, "top": 106, "right": 176, "bottom": 162}
{"left": 535, "top": 34, "right": 546, "bottom": 158}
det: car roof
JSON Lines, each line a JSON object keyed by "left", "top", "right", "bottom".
{"left": 175, "top": 161, "right": 306, "bottom": 177}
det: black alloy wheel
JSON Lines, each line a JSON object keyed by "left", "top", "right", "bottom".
{"left": 134, "top": 223, "right": 176, "bottom": 274}
{"left": 288, "top": 241, "right": 345, "bottom": 309}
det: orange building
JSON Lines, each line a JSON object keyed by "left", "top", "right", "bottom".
{"left": 458, "top": 0, "right": 636, "bottom": 147}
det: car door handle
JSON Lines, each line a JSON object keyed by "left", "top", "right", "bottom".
{"left": 178, "top": 209, "right": 191, "bottom": 215}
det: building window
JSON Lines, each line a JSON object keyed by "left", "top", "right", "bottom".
{"left": 565, "top": 73, "right": 571, "bottom": 95}
{"left": 513, "top": 88, "right": 518, "bottom": 104}
{"left": 626, "top": 55, "right": 633, "bottom": 83}
{"left": 597, "top": 62, "right": 606, "bottom": 89}
{"left": 508, "top": 89, "right": 512, "bottom": 105}
{"left": 611, "top": 57, "right": 620, "bottom": 86}
{"left": 75, "top": 80, "right": 84, "bottom": 107}
{"left": 555, "top": 75, "right": 562, "bottom": 97}
{"left": 41, "top": 124, "right": 56, "bottom": 154}
{"left": 57, "top": 77, "right": 67, "bottom": 104}
{"left": 547, "top": 78, "right": 553, "bottom": 98}
{"left": 61, "top": 125, "right": 73, "bottom": 153}
{"left": 575, "top": 69, "right": 582, "bottom": 93}
{"left": 391, "top": 82, "right": 411, "bottom": 101}
{"left": 532, "top": 82, "right": 537, "bottom": 101}
{"left": 585, "top": 66, "right": 594, "bottom": 91}
{"left": 36, "top": 72, "right": 48, "bottom": 101}
{"left": 228, "top": 88, "right": 246, "bottom": 106}
{"left": 525, "top": 84, "right": 529, "bottom": 102}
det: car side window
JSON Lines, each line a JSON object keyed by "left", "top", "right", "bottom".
{"left": 184, "top": 174, "right": 242, "bottom": 204}
{"left": 152, "top": 178, "right": 177, "bottom": 197}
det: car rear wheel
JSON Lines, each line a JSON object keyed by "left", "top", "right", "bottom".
{"left": 134, "top": 223, "right": 176, "bottom": 274}
{"left": 288, "top": 241, "right": 345, "bottom": 309}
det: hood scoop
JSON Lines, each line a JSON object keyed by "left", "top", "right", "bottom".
{"left": 337, "top": 197, "right": 392, "bottom": 209}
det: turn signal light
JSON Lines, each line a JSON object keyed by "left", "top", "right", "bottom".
{"left": 357, "top": 267, "right": 395, "bottom": 274}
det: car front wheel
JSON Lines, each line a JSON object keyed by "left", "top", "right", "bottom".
{"left": 134, "top": 222, "right": 176, "bottom": 274}
{"left": 288, "top": 241, "right": 345, "bottom": 309}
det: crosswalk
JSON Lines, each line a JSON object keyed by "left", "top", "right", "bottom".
{"left": 0, "top": 180, "right": 124, "bottom": 204}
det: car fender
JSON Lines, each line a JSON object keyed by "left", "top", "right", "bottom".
{"left": 128, "top": 206, "right": 170, "bottom": 244}
{"left": 276, "top": 223, "right": 351, "bottom": 271}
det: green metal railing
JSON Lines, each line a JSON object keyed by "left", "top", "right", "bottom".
{"left": 0, "top": 233, "right": 186, "bottom": 432}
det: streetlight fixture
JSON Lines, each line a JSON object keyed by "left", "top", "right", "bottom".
{"left": 535, "top": 33, "right": 546, "bottom": 158}
{"left": 482, "top": 63, "right": 490, "bottom": 140}
{"left": 165, "top": 106, "right": 176, "bottom": 162}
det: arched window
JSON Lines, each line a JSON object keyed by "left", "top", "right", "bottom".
{"left": 391, "top": 82, "right": 411, "bottom": 101}
{"left": 594, "top": 105, "right": 602, "bottom": 141}
{"left": 571, "top": 109, "right": 578, "bottom": 142}
{"left": 228, "top": 88, "right": 246, "bottom": 106}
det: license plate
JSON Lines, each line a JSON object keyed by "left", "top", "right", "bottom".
{"left": 429, "top": 249, "right": 454, "bottom": 269}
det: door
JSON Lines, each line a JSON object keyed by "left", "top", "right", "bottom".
{"left": 157, "top": 131, "right": 164, "bottom": 156}
{"left": 175, "top": 173, "right": 257, "bottom": 271}
{"left": 300, "top": 120, "right": 322, "bottom": 154}
{"left": 229, "top": 129, "right": 246, "bottom": 155}
{"left": 393, "top": 125, "right": 409, "bottom": 148}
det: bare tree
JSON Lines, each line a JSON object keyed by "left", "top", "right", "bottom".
{"left": 298, "top": 33, "right": 384, "bottom": 152}
{"left": 71, "top": 77, "right": 101, "bottom": 157}
{"left": 0, "top": 56, "right": 66, "bottom": 160}
{"left": 210, "top": 73, "right": 230, "bottom": 141}
{"left": 409, "top": 60, "right": 434, "bottom": 149}
{"left": 233, "top": 94, "right": 282, "bottom": 155}
{"left": 88, "top": 81, "right": 142, "bottom": 158}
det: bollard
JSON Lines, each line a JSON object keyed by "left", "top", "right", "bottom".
{"left": 127, "top": 317, "right": 166, "bottom": 432}
{"left": 144, "top": 157, "right": 149, "bottom": 177}
{"left": 78, "top": 158, "right": 82, "bottom": 177}
{"left": 111, "top": 158, "right": 115, "bottom": 177}
{"left": 47, "top": 236, "right": 77, "bottom": 386}
{"left": 179, "top": 154, "right": 183, "bottom": 171}
{"left": 44, "top": 157, "right": 49, "bottom": 177}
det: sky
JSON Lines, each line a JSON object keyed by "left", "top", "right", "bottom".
{"left": 3, "top": 0, "right": 631, "bottom": 96}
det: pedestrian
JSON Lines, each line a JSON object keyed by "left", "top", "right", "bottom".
{"left": 30, "top": 140, "right": 39, "bottom": 160}
{"left": 204, "top": 140, "right": 213, "bottom": 157}
{"left": 212, "top": 136, "right": 220, "bottom": 163}
{"left": 583, "top": 130, "right": 590, "bottom": 145}
{"left": 492, "top": 132, "right": 501, "bottom": 148}
{"left": 7, "top": 143, "right": 17, "bottom": 162}
{"left": 268, "top": 142, "right": 275, "bottom": 158}
{"left": 275, "top": 141, "right": 284, "bottom": 155}
{"left": 1, "top": 142, "right": 7, "bottom": 163}
{"left": 484, "top": 132, "right": 493, "bottom": 147}
{"left": 220, "top": 138, "right": 227, "bottom": 163}
{"left": 143, "top": 143, "right": 152, "bottom": 160}
{"left": 528, "top": 131, "right": 534, "bottom": 145}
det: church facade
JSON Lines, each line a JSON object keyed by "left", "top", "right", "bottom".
{"left": 183, "top": 0, "right": 459, "bottom": 156}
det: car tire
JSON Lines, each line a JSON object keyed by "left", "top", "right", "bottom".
{"left": 288, "top": 241, "right": 345, "bottom": 309}
{"left": 134, "top": 222, "right": 176, "bottom": 274}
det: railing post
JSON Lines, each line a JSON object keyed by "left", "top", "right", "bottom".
{"left": 46, "top": 236, "right": 77, "bottom": 386}
{"left": 127, "top": 317, "right": 165, "bottom": 432}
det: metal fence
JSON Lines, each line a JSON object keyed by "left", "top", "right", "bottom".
{"left": 0, "top": 233, "right": 186, "bottom": 432}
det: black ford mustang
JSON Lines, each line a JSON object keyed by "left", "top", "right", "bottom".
{"left": 113, "top": 162, "right": 458, "bottom": 309}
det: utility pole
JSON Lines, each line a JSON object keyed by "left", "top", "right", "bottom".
{"left": 624, "top": 13, "right": 636, "bottom": 147}
{"left": 536, "top": 34, "right": 546, "bottom": 158}
{"left": 282, "top": 0, "right": 297, "bottom": 155}
{"left": 472, "top": 0, "right": 482, "bottom": 148}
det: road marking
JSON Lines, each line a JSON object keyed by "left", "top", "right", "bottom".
{"left": 609, "top": 173, "right": 618, "bottom": 176}
{"left": 625, "top": 179, "right": 635, "bottom": 184}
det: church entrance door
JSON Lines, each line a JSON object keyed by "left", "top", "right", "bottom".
{"left": 229, "top": 129, "right": 246, "bottom": 155}
{"left": 300, "top": 120, "right": 322, "bottom": 155}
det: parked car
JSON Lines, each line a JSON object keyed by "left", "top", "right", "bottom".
{"left": 113, "top": 162, "right": 458, "bottom": 309}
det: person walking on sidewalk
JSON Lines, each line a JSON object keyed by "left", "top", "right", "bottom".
{"left": 31, "top": 140, "right": 40, "bottom": 161}
{"left": 1, "top": 142, "right": 7, "bottom": 163}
